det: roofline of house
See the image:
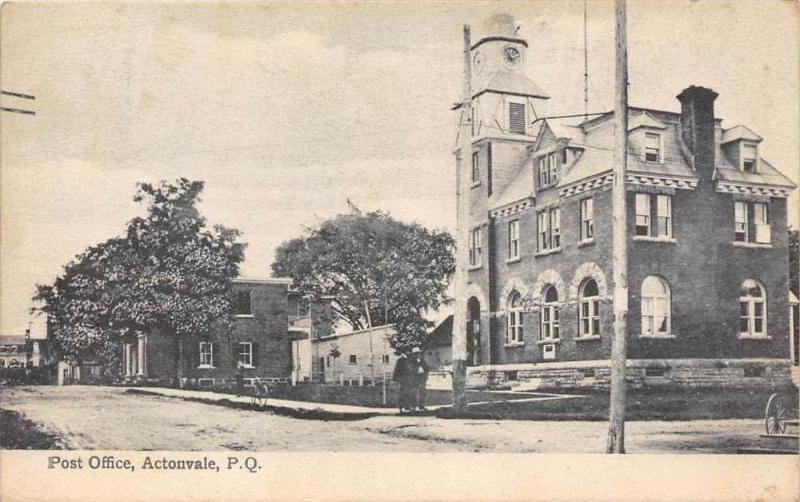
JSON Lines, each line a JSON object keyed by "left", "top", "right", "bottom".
{"left": 315, "top": 324, "right": 396, "bottom": 342}
{"left": 470, "top": 36, "right": 528, "bottom": 51}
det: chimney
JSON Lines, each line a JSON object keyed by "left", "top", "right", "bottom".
{"left": 676, "top": 86, "right": 718, "bottom": 176}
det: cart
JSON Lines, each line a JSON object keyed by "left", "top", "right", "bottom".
{"left": 764, "top": 367, "right": 800, "bottom": 436}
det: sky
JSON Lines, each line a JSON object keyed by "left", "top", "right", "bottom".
{"left": 1, "top": 0, "right": 798, "bottom": 337}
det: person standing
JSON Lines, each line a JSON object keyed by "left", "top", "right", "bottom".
{"left": 410, "top": 347, "right": 429, "bottom": 411}
{"left": 392, "top": 350, "right": 412, "bottom": 413}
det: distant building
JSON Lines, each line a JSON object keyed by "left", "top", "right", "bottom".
{"left": 301, "top": 325, "right": 396, "bottom": 385}
{"left": 0, "top": 336, "right": 36, "bottom": 368}
{"left": 120, "top": 278, "right": 332, "bottom": 388}
{"left": 452, "top": 21, "right": 796, "bottom": 389}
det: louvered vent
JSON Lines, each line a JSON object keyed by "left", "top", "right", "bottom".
{"left": 509, "top": 103, "right": 526, "bottom": 135}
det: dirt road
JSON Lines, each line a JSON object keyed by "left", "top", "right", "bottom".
{"left": 0, "top": 386, "right": 770, "bottom": 453}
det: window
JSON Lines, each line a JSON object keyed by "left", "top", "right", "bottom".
{"left": 509, "top": 102, "right": 526, "bottom": 135}
{"left": 734, "top": 201, "right": 770, "bottom": 244}
{"left": 742, "top": 144, "right": 757, "bottom": 173}
{"left": 349, "top": 355, "right": 358, "bottom": 365}
{"left": 536, "top": 153, "right": 558, "bottom": 189}
{"left": 506, "top": 291, "right": 524, "bottom": 344}
{"left": 234, "top": 290, "right": 252, "bottom": 316}
{"left": 641, "top": 276, "right": 671, "bottom": 336}
{"left": 508, "top": 220, "right": 520, "bottom": 260}
{"left": 580, "top": 198, "right": 594, "bottom": 241}
{"left": 656, "top": 195, "right": 672, "bottom": 237}
{"left": 199, "top": 341, "right": 214, "bottom": 367}
{"left": 635, "top": 193, "right": 650, "bottom": 236}
{"left": 579, "top": 279, "right": 601, "bottom": 337}
{"left": 753, "top": 203, "right": 770, "bottom": 243}
{"left": 635, "top": 193, "right": 672, "bottom": 238}
{"left": 550, "top": 208, "right": 561, "bottom": 248}
{"left": 238, "top": 342, "right": 253, "bottom": 367}
{"left": 734, "top": 201, "right": 748, "bottom": 242}
{"left": 537, "top": 211, "right": 549, "bottom": 251}
{"left": 540, "top": 286, "right": 560, "bottom": 340}
{"left": 644, "top": 132, "right": 660, "bottom": 162}
{"left": 382, "top": 354, "right": 390, "bottom": 364}
{"left": 740, "top": 279, "right": 766, "bottom": 337}
{"left": 561, "top": 148, "right": 568, "bottom": 164}
{"left": 468, "top": 227, "right": 482, "bottom": 267}
{"left": 471, "top": 151, "right": 480, "bottom": 184}
{"left": 538, "top": 208, "right": 561, "bottom": 252}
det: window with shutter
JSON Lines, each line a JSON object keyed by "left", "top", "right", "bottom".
{"left": 508, "top": 102, "right": 526, "bottom": 135}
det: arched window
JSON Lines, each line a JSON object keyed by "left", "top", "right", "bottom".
{"left": 579, "top": 279, "right": 601, "bottom": 337}
{"left": 506, "top": 291, "right": 524, "bottom": 344}
{"left": 641, "top": 276, "right": 671, "bottom": 336}
{"left": 740, "top": 280, "right": 766, "bottom": 337}
{"left": 540, "top": 285, "right": 560, "bottom": 340}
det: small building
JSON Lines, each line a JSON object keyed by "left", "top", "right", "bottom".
{"left": 303, "top": 325, "right": 396, "bottom": 385}
{"left": 120, "top": 277, "right": 332, "bottom": 388}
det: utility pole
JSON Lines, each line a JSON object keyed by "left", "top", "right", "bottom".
{"left": 452, "top": 24, "right": 472, "bottom": 414}
{"left": 607, "top": 0, "right": 629, "bottom": 454}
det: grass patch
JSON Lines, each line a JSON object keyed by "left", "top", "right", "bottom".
{"left": 436, "top": 387, "right": 799, "bottom": 421}
{"left": 0, "top": 409, "right": 65, "bottom": 449}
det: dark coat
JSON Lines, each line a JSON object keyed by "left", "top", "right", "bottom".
{"left": 410, "top": 354, "right": 429, "bottom": 386}
{"left": 392, "top": 354, "right": 412, "bottom": 386}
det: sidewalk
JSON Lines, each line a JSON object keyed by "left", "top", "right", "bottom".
{"left": 128, "top": 386, "right": 576, "bottom": 417}
{"left": 129, "top": 386, "right": 408, "bottom": 415}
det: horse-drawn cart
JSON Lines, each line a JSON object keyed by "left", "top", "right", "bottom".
{"left": 762, "top": 367, "right": 800, "bottom": 440}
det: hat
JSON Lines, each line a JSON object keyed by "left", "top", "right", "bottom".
{"left": 411, "top": 347, "right": 421, "bottom": 354}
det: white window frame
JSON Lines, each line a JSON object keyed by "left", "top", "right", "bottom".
{"left": 655, "top": 195, "right": 672, "bottom": 238}
{"left": 580, "top": 197, "right": 594, "bottom": 241}
{"left": 741, "top": 143, "right": 757, "bottom": 173}
{"left": 348, "top": 354, "right": 358, "bottom": 365}
{"left": 753, "top": 202, "right": 770, "bottom": 243}
{"left": 635, "top": 193, "right": 651, "bottom": 237}
{"left": 468, "top": 227, "right": 482, "bottom": 267}
{"left": 537, "top": 155, "right": 550, "bottom": 188}
{"left": 238, "top": 342, "right": 253, "bottom": 368}
{"left": 734, "top": 201, "right": 748, "bottom": 242}
{"left": 540, "top": 286, "right": 560, "bottom": 340}
{"left": 739, "top": 280, "right": 767, "bottom": 338}
{"left": 537, "top": 211, "right": 549, "bottom": 251}
{"left": 547, "top": 152, "right": 558, "bottom": 184}
{"left": 641, "top": 276, "right": 671, "bottom": 337}
{"left": 508, "top": 220, "right": 520, "bottom": 260}
{"left": 579, "top": 280, "right": 601, "bottom": 338}
{"left": 506, "top": 292, "right": 524, "bottom": 345}
{"left": 550, "top": 208, "right": 561, "bottom": 249}
{"left": 471, "top": 151, "right": 480, "bottom": 184}
{"left": 199, "top": 341, "right": 214, "bottom": 368}
{"left": 644, "top": 132, "right": 661, "bottom": 162}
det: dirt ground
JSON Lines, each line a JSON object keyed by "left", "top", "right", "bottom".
{"left": 0, "top": 386, "right": 779, "bottom": 453}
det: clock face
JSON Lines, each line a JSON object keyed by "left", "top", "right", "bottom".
{"left": 472, "top": 51, "right": 484, "bottom": 74}
{"left": 503, "top": 45, "right": 522, "bottom": 69}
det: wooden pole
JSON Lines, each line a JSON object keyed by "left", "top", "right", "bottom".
{"left": 607, "top": 0, "right": 629, "bottom": 454}
{"left": 451, "top": 24, "right": 472, "bottom": 414}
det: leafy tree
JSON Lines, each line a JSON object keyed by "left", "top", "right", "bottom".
{"left": 272, "top": 206, "right": 454, "bottom": 352}
{"left": 33, "top": 179, "right": 245, "bottom": 377}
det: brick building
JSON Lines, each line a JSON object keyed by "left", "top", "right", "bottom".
{"left": 121, "top": 278, "right": 332, "bottom": 388}
{"left": 454, "top": 23, "right": 796, "bottom": 389}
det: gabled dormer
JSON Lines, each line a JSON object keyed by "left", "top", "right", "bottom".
{"left": 721, "top": 125, "right": 763, "bottom": 173}
{"left": 628, "top": 112, "right": 668, "bottom": 164}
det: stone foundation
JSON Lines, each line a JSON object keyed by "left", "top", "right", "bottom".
{"left": 466, "top": 358, "right": 794, "bottom": 390}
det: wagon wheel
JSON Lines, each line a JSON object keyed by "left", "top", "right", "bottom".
{"left": 765, "top": 393, "right": 788, "bottom": 435}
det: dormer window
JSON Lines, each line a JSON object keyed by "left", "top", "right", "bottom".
{"left": 537, "top": 152, "right": 558, "bottom": 189}
{"left": 742, "top": 143, "right": 757, "bottom": 173}
{"left": 509, "top": 102, "right": 526, "bottom": 135}
{"left": 644, "top": 132, "right": 661, "bottom": 162}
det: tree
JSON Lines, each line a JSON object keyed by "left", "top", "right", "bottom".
{"left": 272, "top": 206, "right": 454, "bottom": 352}
{"left": 33, "top": 178, "right": 245, "bottom": 377}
